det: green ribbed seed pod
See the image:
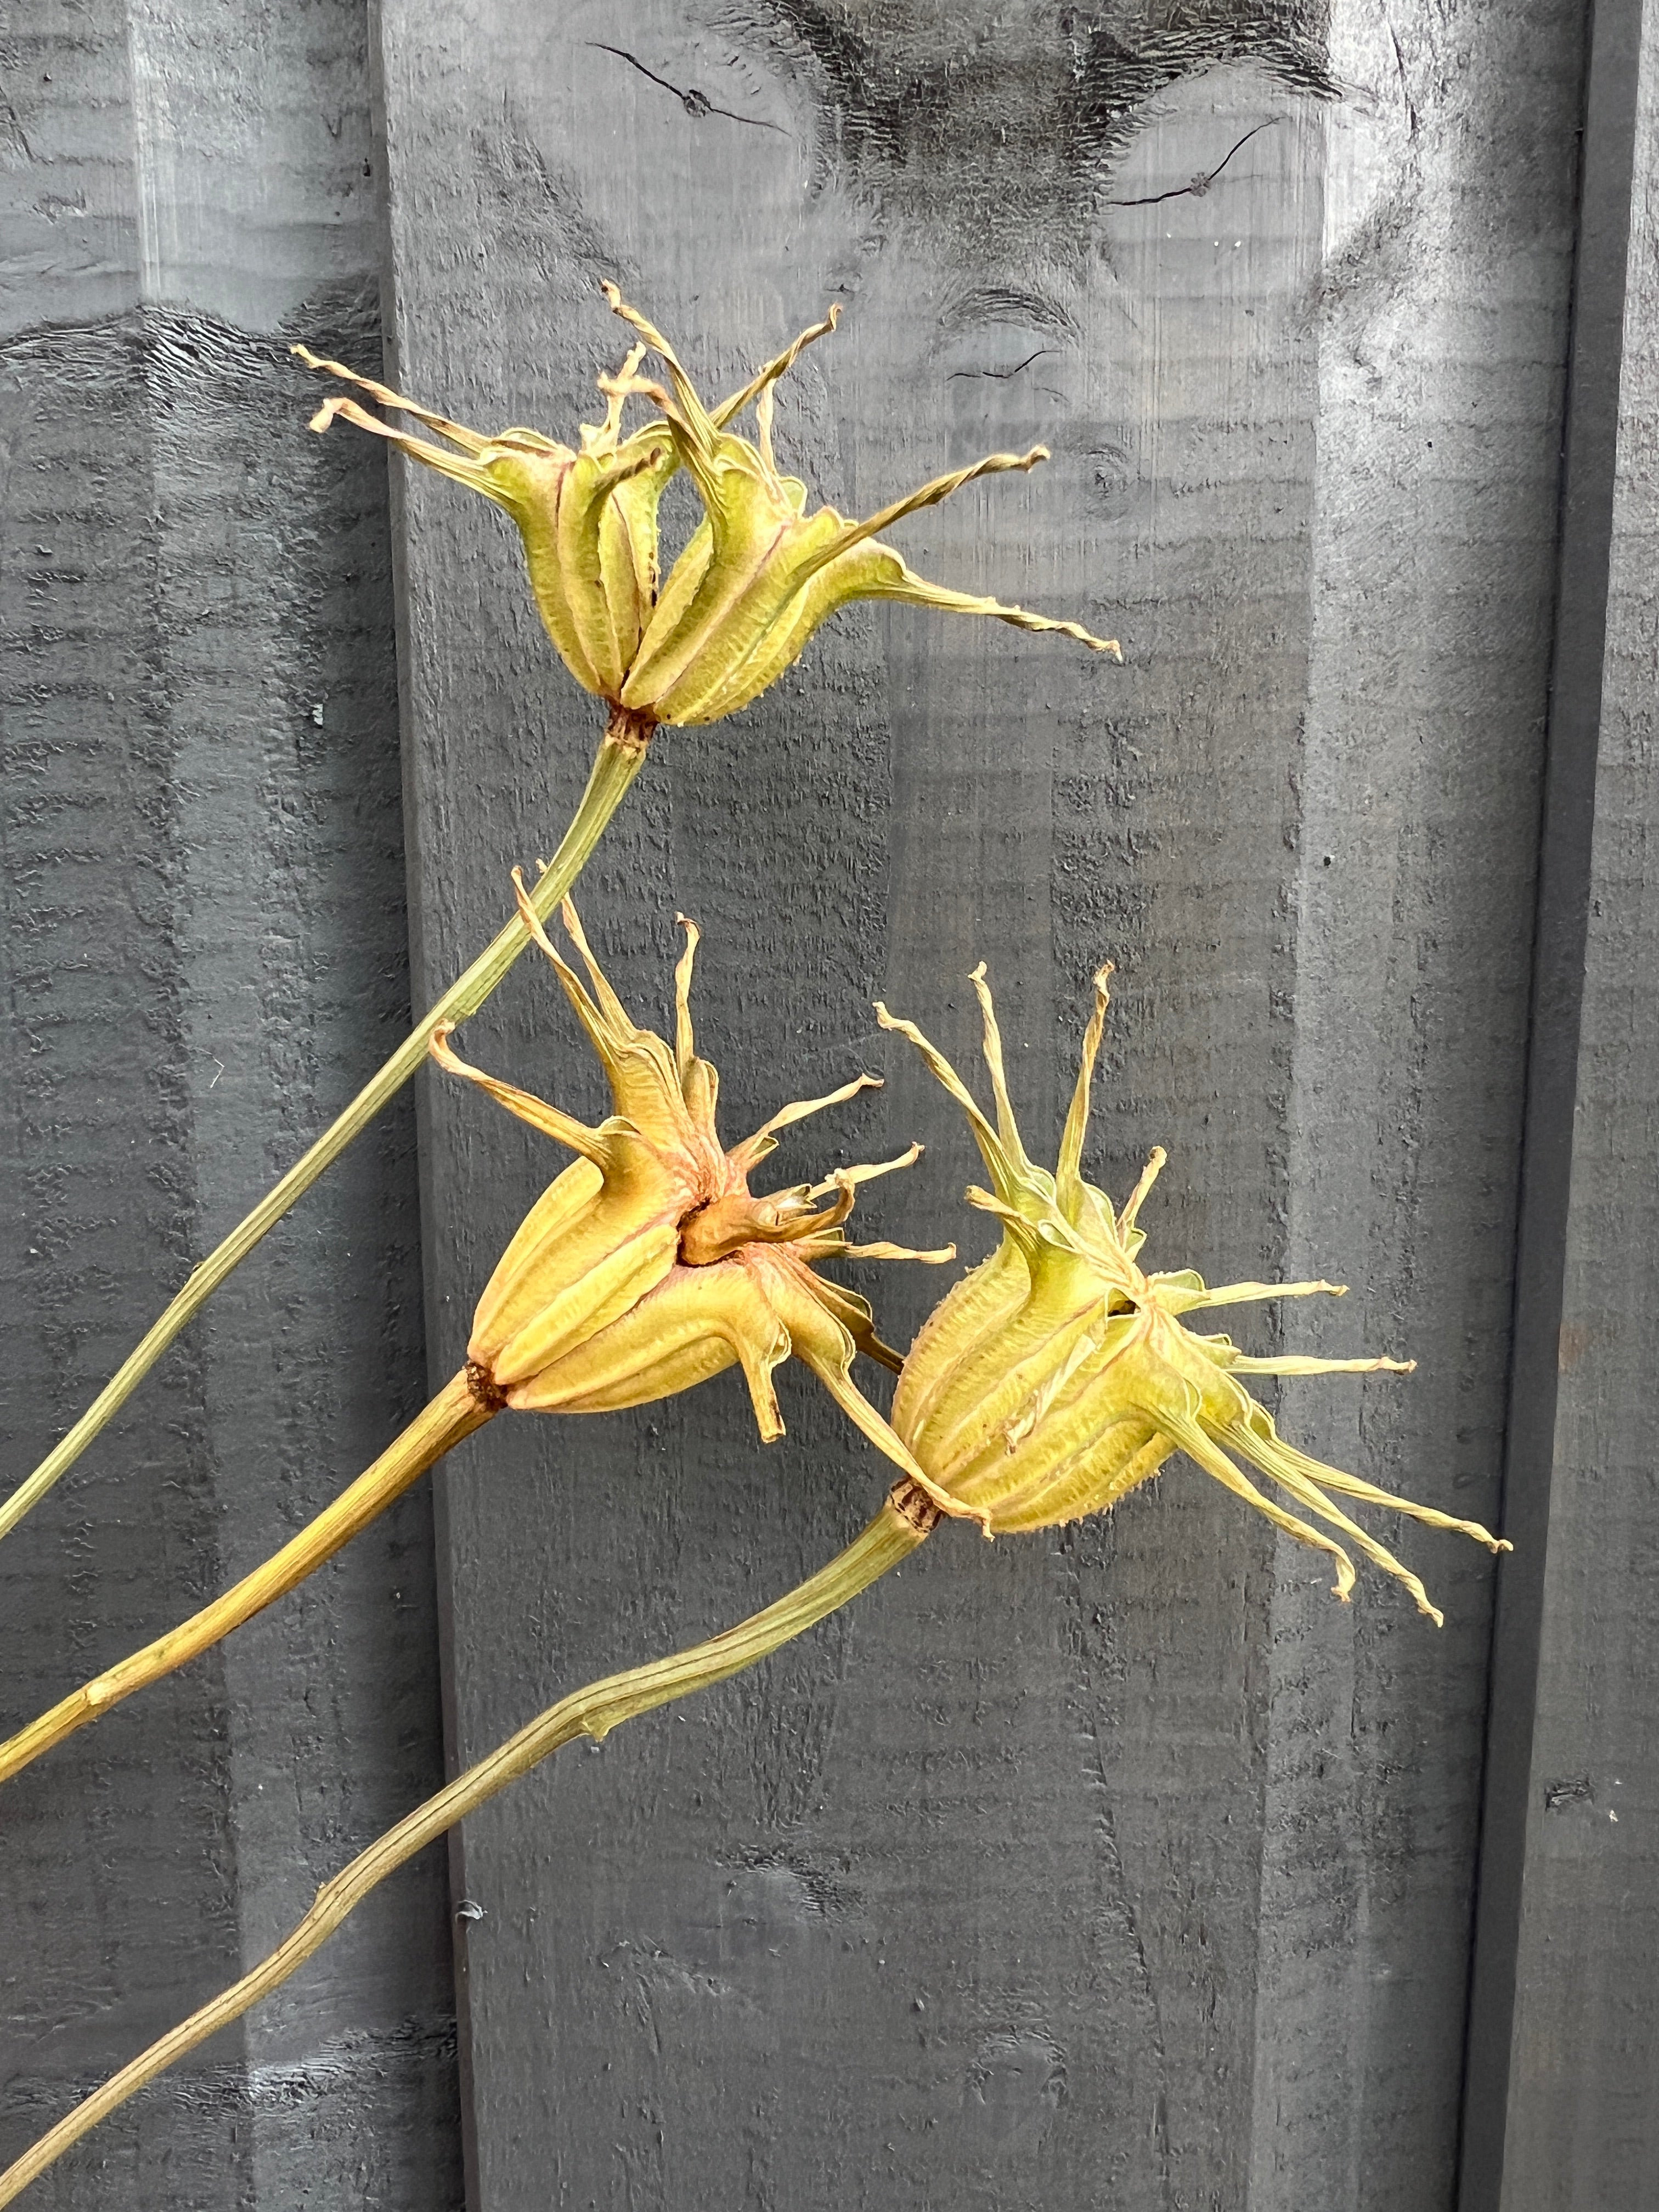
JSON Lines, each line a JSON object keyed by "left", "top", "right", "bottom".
{"left": 878, "top": 966, "right": 1510, "bottom": 1622}
{"left": 433, "top": 877, "right": 967, "bottom": 1515}
{"left": 293, "top": 338, "right": 676, "bottom": 707}
{"left": 597, "top": 288, "right": 1118, "bottom": 724}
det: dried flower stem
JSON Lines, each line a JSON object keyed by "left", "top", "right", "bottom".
{"left": 0, "top": 1485, "right": 938, "bottom": 2206}
{"left": 0, "top": 1372, "right": 498, "bottom": 1786}
{"left": 0, "top": 713, "right": 652, "bottom": 1549}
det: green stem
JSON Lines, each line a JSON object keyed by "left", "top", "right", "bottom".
{"left": 0, "top": 713, "right": 651, "bottom": 1548}
{"left": 0, "top": 1483, "right": 939, "bottom": 2207}
{"left": 0, "top": 1372, "right": 495, "bottom": 1786}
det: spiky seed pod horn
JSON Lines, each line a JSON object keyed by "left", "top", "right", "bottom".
{"left": 877, "top": 964, "right": 1510, "bottom": 1623}
{"left": 0, "top": 889, "right": 968, "bottom": 1790}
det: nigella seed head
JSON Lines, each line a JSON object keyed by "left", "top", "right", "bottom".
{"left": 878, "top": 965, "right": 1511, "bottom": 1618}
{"left": 431, "top": 874, "right": 977, "bottom": 1522}
{"left": 296, "top": 285, "right": 1119, "bottom": 732}
{"left": 292, "top": 336, "right": 676, "bottom": 706}
{"left": 597, "top": 286, "right": 1119, "bottom": 724}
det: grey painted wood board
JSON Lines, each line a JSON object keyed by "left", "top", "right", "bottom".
{"left": 1475, "top": 0, "right": 1659, "bottom": 2199}
{"left": 1, "top": 3, "right": 459, "bottom": 2204}
{"left": 375, "top": 4, "right": 1583, "bottom": 2208}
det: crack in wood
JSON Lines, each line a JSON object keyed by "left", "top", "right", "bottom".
{"left": 1104, "top": 122, "right": 1274, "bottom": 210}
{"left": 587, "top": 43, "right": 787, "bottom": 134}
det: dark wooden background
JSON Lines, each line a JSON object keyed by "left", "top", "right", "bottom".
{"left": 2, "top": 2, "right": 1654, "bottom": 2208}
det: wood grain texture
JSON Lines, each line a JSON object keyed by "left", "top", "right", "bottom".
{"left": 375, "top": 4, "right": 1583, "bottom": 2209}
{"left": 1492, "top": 1, "right": 1659, "bottom": 2200}
{"left": 0, "top": 3, "right": 459, "bottom": 2204}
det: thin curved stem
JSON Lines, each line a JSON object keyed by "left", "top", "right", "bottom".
{"left": 0, "top": 1372, "right": 494, "bottom": 1786}
{"left": 0, "top": 715, "right": 651, "bottom": 1549}
{"left": 0, "top": 1485, "right": 939, "bottom": 2206}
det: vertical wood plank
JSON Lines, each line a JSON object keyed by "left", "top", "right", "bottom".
{"left": 1, "top": 3, "right": 459, "bottom": 2202}
{"left": 1257, "top": 3, "right": 1588, "bottom": 2200}
{"left": 1460, "top": 1, "right": 1659, "bottom": 2203}
{"left": 373, "top": 3, "right": 1581, "bottom": 2205}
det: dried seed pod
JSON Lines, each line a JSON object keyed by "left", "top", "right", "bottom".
{"left": 599, "top": 287, "right": 1119, "bottom": 723}
{"left": 877, "top": 967, "right": 1510, "bottom": 1621}
{"left": 296, "top": 287, "right": 1120, "bottom": 730}
{"left": 437, "top": 876, "right": 968, "bottom": 1511}
{"left": 292, "top": 334, "right": 684, "bottom": 707}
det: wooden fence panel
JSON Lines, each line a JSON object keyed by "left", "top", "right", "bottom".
{"left": 376, "top": 4, "right": 1583, "bottom": 2208}
{"left": 1462, "top": 0, "right": 1659, "bottom": 2203}
{"left": 0, "top": 3, "right": 458, "bottom": 2204}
